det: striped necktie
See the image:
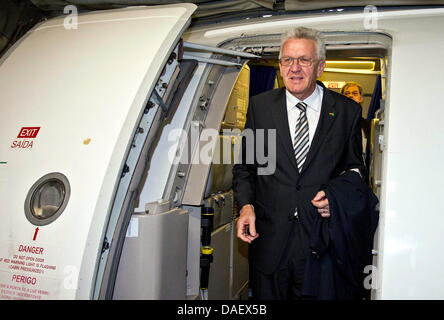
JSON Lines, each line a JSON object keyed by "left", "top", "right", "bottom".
{"left": 294, "top": 102, "right": 309, "bottom": 172}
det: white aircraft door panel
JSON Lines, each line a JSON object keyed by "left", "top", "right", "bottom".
{"left": 0, "top": 4, "right": 196, "bottom": 299}
{"left": 373, "top": 13, "right": 444, "bottom": 299}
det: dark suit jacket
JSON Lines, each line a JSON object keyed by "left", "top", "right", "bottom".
{"left": 233, "top": 84, "right": 365, "bottom": 275}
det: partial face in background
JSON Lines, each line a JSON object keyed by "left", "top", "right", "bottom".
{"left": 279, "top": 38, "right": 325, "bottom": 100}
{"left": 343, "top": 85, "right": 364, "bottom": 104}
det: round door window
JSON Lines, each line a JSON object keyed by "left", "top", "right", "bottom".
{"left": 24, "top": 173, "right": 70, "bottom": 226}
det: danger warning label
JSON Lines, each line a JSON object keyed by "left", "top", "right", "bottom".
{"left": 0, "top": 242, "right": 60, "bottom": 300}
{"left": 1, "top": 245, "right": 56, "bottom": 275}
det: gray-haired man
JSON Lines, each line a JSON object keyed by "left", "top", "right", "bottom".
{"left": 233, "top": 27, "right": 373, "bottom": 299}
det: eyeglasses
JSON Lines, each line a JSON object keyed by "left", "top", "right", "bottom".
{"left": 279, "top": 56, "right": 317, "bottom": 67}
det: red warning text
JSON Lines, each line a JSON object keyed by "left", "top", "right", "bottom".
{"left": 11, "top": 275, "right": 37, "bottom": 285}
{"left": 17, "top": 127, "right": 40, "bottom": 138}
{"left": 18, "top": 245, "right": 44, "bottom": 255}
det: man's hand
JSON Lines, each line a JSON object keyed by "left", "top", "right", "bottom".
{"left": 236, "top": 204, "right": 259, "bottom": 243}
{"left": 311, "top": 190, "right": 330, "bottom": 218}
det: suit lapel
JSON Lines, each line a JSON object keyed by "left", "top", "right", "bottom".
{"left": 271, "top": 88, "right": 299, "bottom": 173}
{"left": 301, "top": 88, "right": 337, "bottom": 174}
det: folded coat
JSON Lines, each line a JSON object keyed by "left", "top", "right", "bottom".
{"left": 302, "top": 170, "right": 379, "bottom": 299}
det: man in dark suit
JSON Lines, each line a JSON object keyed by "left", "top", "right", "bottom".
{"left": 233, "top": 27, "right": 366, "bottom": 299}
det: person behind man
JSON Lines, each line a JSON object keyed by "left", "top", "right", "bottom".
{"left": 341, "top": 81, "right": 371, "bottom": 175}
{"left": 341, "top": 81, "right": 364, "bottom": 105}
{"left": 233, "top": 27, "right": 377, "bottom": 300}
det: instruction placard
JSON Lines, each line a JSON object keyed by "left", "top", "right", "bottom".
{"left": 0, "top": 242, "right": 62, "bottom": 300}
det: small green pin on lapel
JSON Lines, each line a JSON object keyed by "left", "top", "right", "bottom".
{"left": 329, "top": 112, "right": 335, "bottom": 116}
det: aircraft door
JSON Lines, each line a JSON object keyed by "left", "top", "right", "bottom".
{"left": 0, "top": 4, "right": 197, "bottom": 300}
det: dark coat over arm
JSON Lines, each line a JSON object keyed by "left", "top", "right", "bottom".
{"left": 302, "top": 170, "right": 379, "bottom": 299}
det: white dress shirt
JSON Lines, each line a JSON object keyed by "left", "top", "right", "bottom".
{"left": 286, "top": 84, "right": 361, "bottom": 180}
{"left": 286, "top": 84, "right": 323, "bottom": 148}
